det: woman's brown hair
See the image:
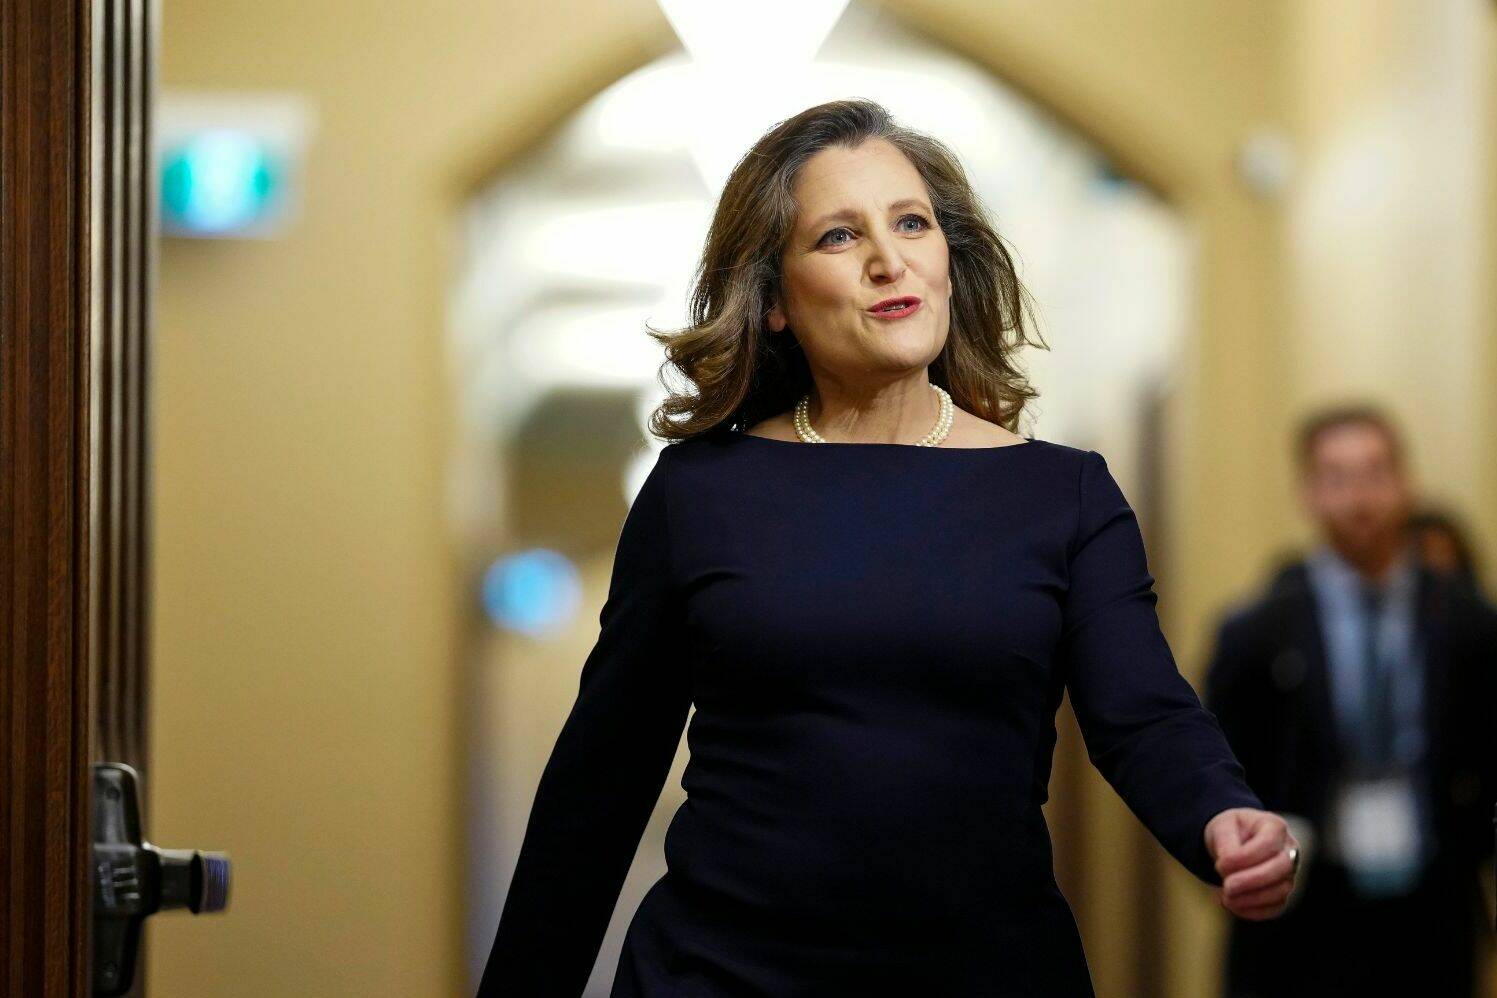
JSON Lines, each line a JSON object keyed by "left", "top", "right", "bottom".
{"left": 645, "top": 97, "right": 1047, "bottom": 442}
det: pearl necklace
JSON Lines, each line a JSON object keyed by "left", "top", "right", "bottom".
{"left": 793, "top": 384, "right": 954, "bottom": 446}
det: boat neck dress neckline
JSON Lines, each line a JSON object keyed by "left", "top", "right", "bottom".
{"left": 731, "top": 432, "right": 1043, "bottom": 453}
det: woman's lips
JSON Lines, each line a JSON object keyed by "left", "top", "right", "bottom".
{"left": 866, "top": 298, "right": 922, "bottom": 319}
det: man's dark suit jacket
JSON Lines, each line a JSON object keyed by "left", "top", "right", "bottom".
{"left": 1202, "top": 557, "right": 1495, "bottom": 996}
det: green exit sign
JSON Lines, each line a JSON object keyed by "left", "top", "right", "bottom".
{"left": 157, "top": 92, "right": 314, "bottom": 239}
{"left": 161, "top": 131, "right": 284, "bottom": 235}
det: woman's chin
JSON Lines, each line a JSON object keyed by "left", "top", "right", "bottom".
{"left": 866, "top": 333, "right": 944, "bottom": 368}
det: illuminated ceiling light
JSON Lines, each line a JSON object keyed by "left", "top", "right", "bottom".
{"left": 656, "top": 0, "right": 851, "bottom": 198}
{"left": 656, "top": 0, "right": 849, "bottom": 67}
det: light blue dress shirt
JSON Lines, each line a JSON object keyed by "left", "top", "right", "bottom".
{"left": 1304, "top": 542, "right": 1433, "bottom": 893}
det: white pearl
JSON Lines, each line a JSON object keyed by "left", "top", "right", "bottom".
{"left": 794, "top": 384, "right": 952, "bottom": 446}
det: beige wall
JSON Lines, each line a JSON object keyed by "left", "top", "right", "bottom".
{"left": 1285, "top": 0, "right": 1497, "bottom": 563}
{"left": 149, "top": 3, "right": 668, "bottom": 995}
{"left": 1490, "top": 10, "right": 1497, "bottom": 545}
{"left": 147, "top": 1, "right": 1492, "bottom": 996}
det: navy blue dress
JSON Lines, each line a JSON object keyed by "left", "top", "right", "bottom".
{"left": 478, "top": 429, "right": 1263, "bottom": 997}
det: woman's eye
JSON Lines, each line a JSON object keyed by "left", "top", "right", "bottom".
{"left": 818, "top": 214, "right": 931, "bottom": 248}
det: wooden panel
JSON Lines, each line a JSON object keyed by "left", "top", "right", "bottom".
{"left": 2, "top": 0, "right": 156, "bottom": 994}
{"left": 0, "top": 3, "right": 94, "bottom": 996}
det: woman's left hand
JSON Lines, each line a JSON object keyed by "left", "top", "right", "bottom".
{"left": 1203, "top": 807, "right": 1300, "bottom": 920}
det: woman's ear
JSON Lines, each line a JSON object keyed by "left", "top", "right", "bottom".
{"left": 766, "top": 301, "right": 786, "bottom": 333}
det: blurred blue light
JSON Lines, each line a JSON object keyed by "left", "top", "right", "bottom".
{"left": 481, "top": 549, "right": 581, "bottom": 636}
{"left": 161, "top": 129, "right": 284, "bottom": 235}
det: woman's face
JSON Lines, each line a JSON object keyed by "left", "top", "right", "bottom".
{"left": 768, "top": 138, "right": 952, "bottom": 380}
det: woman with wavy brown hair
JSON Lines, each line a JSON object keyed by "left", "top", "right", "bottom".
{"left": 479, "top": 98, "right": 1296, "bottom": 997}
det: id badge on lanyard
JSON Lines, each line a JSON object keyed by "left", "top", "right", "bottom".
{"left": 1332, "top": 774, "right": 1422, "bottom": 897}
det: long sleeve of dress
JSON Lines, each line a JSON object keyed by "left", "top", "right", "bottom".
{"left": 1201, "top": 606, "right": 1276, "bottom": 803}
{"left": 476, "top": 445, "right": 692, "bottom": 998}
{"left": 1059, "top": 450, "right": 1263, "bottom": 887}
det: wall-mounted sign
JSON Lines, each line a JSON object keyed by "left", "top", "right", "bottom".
{"left": 157, "top": 91, "right": 315, "bottom": 238}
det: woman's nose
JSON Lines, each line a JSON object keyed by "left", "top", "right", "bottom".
{"left": 865, "top": 233, "right": 907, "bottom": 282}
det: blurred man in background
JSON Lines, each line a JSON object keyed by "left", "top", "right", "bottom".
{"left": 1203, "top": 404, "right": 1496, "bottom": 998}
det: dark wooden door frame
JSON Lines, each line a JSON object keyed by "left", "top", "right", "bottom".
{"left": 3, "top": 1, "right": 156, "bottom": 995}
